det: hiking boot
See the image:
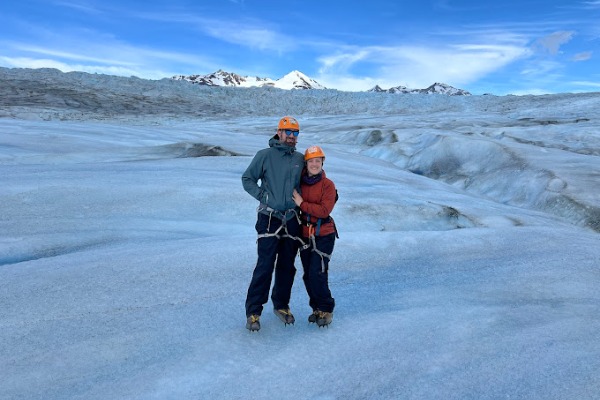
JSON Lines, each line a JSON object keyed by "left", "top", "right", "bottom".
{"left": 246, "top": 315, "right": 260, "bottom": 332}
{"left": 316, "top": 311, "right": 333, "bottom": 327}
{"left": 308, "top": 309, "right": 319, "bottom": 324}
{"left": 273, "top": 308, "right": 295, "bottom": 325}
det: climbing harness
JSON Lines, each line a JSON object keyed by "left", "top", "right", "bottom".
{"left": 300, "top": 213, "right": 337, "bottom": 273}
{"left": 255, "top": 206, "right": 305, "bottom": 244}
{"left": 255, "top": 206, "right": 337, "bottom": 274}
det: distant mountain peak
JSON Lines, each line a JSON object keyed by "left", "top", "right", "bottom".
{"left": 277, "top": 70, "right": 326, "bottom": 90}
{"left": 368, "top": 85, "right": 386, "bottom": 92}
{"left": 421, "top": 82, "right": 471, "bottom": 96}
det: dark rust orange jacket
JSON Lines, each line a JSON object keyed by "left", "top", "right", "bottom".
{"left": 299, "top": 170, "right": 337, "bottom": 237}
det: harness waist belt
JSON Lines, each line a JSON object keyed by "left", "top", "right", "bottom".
{"left": 258, "top": 205, "right": 298, "bottom": 220}
{"left": 302, "top": 216, "right": 332, "bottom": 226}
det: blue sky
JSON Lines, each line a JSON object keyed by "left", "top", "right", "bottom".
{"left": 1, "top": 0, "right": 599, "bottom": 95}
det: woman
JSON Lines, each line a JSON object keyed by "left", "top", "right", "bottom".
{"left": 292, "top": 145, "right": 338, "bottom": 327}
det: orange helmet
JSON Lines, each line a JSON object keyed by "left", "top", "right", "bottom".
{"left": 278, "top": 116, "right": 299, "bottom": 131}
{"left": 304, "top": 145, "right": 325, "bottom": 161}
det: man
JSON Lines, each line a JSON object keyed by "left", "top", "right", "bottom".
{"left": 242, "top": 116, "right": 305, "bottom": 331}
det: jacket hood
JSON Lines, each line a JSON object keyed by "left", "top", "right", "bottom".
{"left": 269, "top": 135, "right": 297, "bottom": 154}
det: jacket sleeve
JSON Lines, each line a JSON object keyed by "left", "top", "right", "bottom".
{"left": 242, "top": 152, "right": 266, "bottom": 203}
{"left": 300, "top": 179, "right": 336, "bottom": 218}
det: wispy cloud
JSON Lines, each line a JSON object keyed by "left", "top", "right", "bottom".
{"left": 0, "top": 27, "right": 220, "bottom": 79}
{"left": 52, "top": 1, "right": 104, "bottom": 15}
{"left": 521, "top": 60, "right": 564, "bottom": 77}
{"left": 572, "top": 51, "right": 592, "bottom": 61}
{"left": 10, "top": 43, "right": 138, "bottom": 66}
{"left": 582, "top": 0, "right": 600, "bottom": 8}
{"left": 315, "top": 36, "right": 531, "bottom": 91}
{"left": 317, "top": 50, "right": 371, "bottom": 74}
{"left": 0, "top": 56, "right": 148, "bottom": 77}
{"left": 200, "top": 20, "right": 294, "bottom": 52}
{"left": 136, "top": 12, "right": 296, "bottom": 53}
{"left": 533, "top": 31, "right": 575, "bottom": 55}
{"left": 571, "top": 80, "right": 600, "bottom": 87}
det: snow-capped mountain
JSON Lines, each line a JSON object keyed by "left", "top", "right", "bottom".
{"left": 274, "top": 70, "right": 326, "bottom": 90}
{"left": 172, "top": 70, "right": 326, "bottom": 90}
{"left": 171, "top": 70, "right": 270, "bottom": 87}
{"left": 368, "top": 82, "right": 471, "bottom": 96}
{"left": 420, "top": 82, "right": 471, "bottom": 95}
{"left": 368, "top": 84, "right": 410, "bottom": 94}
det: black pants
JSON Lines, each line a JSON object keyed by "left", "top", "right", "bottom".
{"left": 245, "top": 213, "right": 300, "bottom": 317}
{"left": 300, "top": 233, "right": 336, "bottom": 313}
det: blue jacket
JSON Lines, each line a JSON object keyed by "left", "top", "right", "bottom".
{"left": 242, "top": 135, "right": 304, "bottom": 220}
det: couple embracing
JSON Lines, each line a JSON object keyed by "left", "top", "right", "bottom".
{"left": 241, "top": 116, "right": 338, "bottom": 332}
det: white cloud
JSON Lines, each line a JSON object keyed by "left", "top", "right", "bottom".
{"left": 0, "top": 30, "right": 220, "bottom": 79}
{"left": 572, "top": 51, "right": 592, "bottom": 61}
{"left": 202, "top": 21, "right": 293, "bottom": 52}
{"left": 571, "top": 80, "right": 600, "bottom": 87}
{"left": 1, "top": 56, "right": 136, "bottom": 76}
{"left": 520, "top": 60, "right": 564, "bottom": 77}
{"left": 314, "top": 74, "right": 380, "bottom": 92}
{"left": 10, "top": 44, "right": 138, "bottom": 66}
{"left": 136, "top": 13, "right": 296, "bottom": 53}
{"left": 53, "top": 1, "right": 104, "bottom": 15}
{"left": 533, "top": 31, "right": 575, "bottom": 55}
{"left": 317, "top": 50, "right": 371, "bottom": 73}
{"left": 315, "top": 42, "right": 530, "bottom": 91}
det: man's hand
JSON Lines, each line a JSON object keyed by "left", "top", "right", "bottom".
{"left": 292, "top": 189, "right": 303, "bottom": 207}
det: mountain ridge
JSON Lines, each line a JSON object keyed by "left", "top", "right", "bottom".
{"left": 368, "top": 82, "right": 471, "bottom": 96}
{"left": 172, "top": 69, "right": 325, "bottom": 90}
{"left": 173, "top": 70, "right": 470, "bottom": 95}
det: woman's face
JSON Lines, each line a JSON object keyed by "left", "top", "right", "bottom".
{"left": 306, "top": 157, "right": 323, "bottom": 176}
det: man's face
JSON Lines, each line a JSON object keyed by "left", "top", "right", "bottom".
{"left": 278, "top": 129, "right": 299, "bottom": 147}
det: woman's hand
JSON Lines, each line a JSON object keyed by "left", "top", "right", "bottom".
{"left": 292, "top": 189, "right": 303, "bottom": 207}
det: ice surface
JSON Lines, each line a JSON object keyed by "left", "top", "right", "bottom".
{"left": 1, "top": 68, "right": 599, "bottom": 399}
